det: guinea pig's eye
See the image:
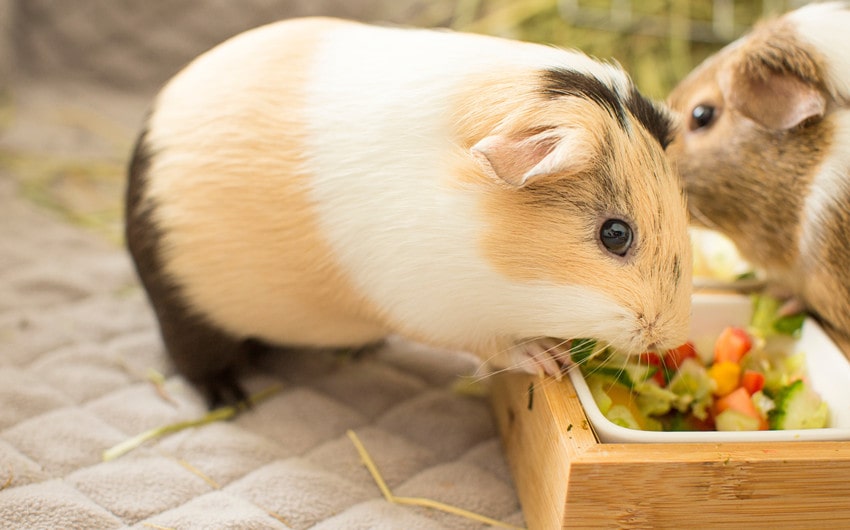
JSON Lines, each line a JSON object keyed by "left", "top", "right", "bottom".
{"left": 599, "top": 219, "right": 633, "bottom": 257}
{"left": 690, "top": 104, "right": 716, "bottom": 130}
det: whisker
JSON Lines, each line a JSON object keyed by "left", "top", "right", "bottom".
{"left": 473, "top": 336, "right": 543, "bottom": 371}
{"left": 470, "top": 357, "right": 531, "bottom": 383}
{"left": 472, "top": 336, "right": 573, "bottom": 384}
{"left": 471, "top": 335, "right": 651, "bottom": 397}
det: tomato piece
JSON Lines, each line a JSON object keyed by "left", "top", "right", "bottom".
{"left": 713, "top": 387, "right": 768, "bottom": 430}
{"left": 639, "top": 352, "right": 662, "bottom": 366}
{"left": 641, "top": 342, "right": 699, "bottom": 386}
{"left": 639, "top": 352, "right": 666, "bottom": 386}
{"left": 714, "top": 327, "right": 752, "bottom": 364}
{"left": 741, "top": 370, "right": 766, "bottom": 395}
{"left": 663, "top": 341, "right": 698, "bottom": 370}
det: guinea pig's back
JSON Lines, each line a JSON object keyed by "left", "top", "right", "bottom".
{"left": 135, "top": 18, "right": 396, "bottom": 348}
{"left": 131, "top": 18, "right": 553, "bottom": 348}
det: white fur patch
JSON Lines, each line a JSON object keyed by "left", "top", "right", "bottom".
{"left": 789, "top": 3, "right": 850, "bottom": 261}
{"left": 800, "top": 110, "right": 850, "bottom": 259}
{"left": 788, "top": 1, "right": 850, "bottom": 101}
{"left": 301, "top": 23, "right": 636, "bottom": 352}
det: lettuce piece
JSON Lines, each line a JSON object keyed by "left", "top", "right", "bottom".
{"left": 667, "top": 358, "right": 715, "bottom": 420}
{"left": 605, "top": 405, "right": 640, "bottom": 430}
{"left": 634, "top": 381, "right": 677, "bottom": 417}
{"left": 587, "top": 375, "right": 613, "bottom": 415}
{"left": 749, "top": 294, "right": 805, "bottom": 339}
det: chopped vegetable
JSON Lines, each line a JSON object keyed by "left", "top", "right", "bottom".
{"left": 639, "top": 352, "right": 666, "bottom": 386}
{"left": 762, "top": 352, "right": 807, "bottom": 395}
{"left": 606, "top": 405, "right": 641, "bottom": 430}
{"left": 773, "top": 313, "right": 806, "bottom": 337}
{"left": 588, "top": 376, "right": 613, "bottom": 415}
{"left": 570, "top": 338, "right": 598, "bottom": 365}
{"left": 767, "top": 380, "right": 829, "bottom": 430}
{"left": 714, "top": 326, "right": 752, "bottom": 364}
{"left": 708, "top": 361, "right": 742, "bottom": 397}
{"left": 714, "top": 409, "right": 763, "bottom": 431}
{"left": 642, "top": 342, "right": 699, "bottom": 386}
{"left": 579, "top": 353, "right": 656, "bottom": 389}
{"left": 749, "top": 294, "right": 784, "bottom": 337}
{"left": 750, "top": 294, "right": 806, "bottom": 338}
{"left": 634, "top": 381, "right": 677, "bottom": 417}
{"left": 577, "top": 294, "right": 830, "bottom": 433}
{"left": 751, "top": 390, "right": 775, "bottom": 417}
{"left": 664, "top": 342, "right": 699, "bottom": 370}
{"left": 666, "top": 358, "right": 714, "bottom": 420}
{"left": 713, "top": 387, "right": 767, "bottom": 430}
{"left": 740, "top": 370, "right": 765, "bottom": 395}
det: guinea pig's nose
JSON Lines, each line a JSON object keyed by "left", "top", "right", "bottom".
{"left": 639, "top": 314, "right": 663, "bottom": 350}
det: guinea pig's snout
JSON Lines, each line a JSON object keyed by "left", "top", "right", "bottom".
{"left": 637, "top": 311, "right": 685, "bottom": 354}
{"left": 637, "top": 313, "right": 661, "bottom": 351}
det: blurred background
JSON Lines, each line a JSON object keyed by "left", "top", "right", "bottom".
{"left": 0, "top": 0, "right": 815, "bottom": 245}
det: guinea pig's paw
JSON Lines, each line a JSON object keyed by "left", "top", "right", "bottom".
{"left": 763, "top": 286, "right": 806, "bottom": 317}
{"left": 512, "top": 338, "right": 571, "bottom": 380}
{"left": 778, "top": 297, "right": 806, "bottom": 318}
{"left": 197, "top": 368, "right": 249, "bottom": 410}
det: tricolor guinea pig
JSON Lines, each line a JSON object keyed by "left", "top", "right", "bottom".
{"left": 667, "top": 2, "right": 850, "bottom": 345}
{"left": 126, "top": 17, "right": 691, "bottom": 405}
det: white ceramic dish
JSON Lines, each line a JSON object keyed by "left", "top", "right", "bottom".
{"left": 569, "top": 293, "right": 850, "bottom": 443}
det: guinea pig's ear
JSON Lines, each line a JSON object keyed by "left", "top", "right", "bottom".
{"left": 719, "top": 43, "right": 826, "bottom": 131}
{"left": 471, "top": 127, "right": 595, "bottom": 188}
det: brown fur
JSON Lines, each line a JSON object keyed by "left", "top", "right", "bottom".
{"left": 800, "top": 187, "right": 850, "bottom": 342}
{"left": 668, "top": 17, "right": 831, "bottom": 273}
{"left": 667, "top": 9, "right": 850, "bottom": 343}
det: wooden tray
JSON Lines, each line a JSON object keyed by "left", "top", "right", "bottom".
{"left": 491, "top": 372, "right": 850, "bottom": 529}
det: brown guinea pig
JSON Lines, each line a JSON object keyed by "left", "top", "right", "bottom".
{"left": 668, "top": 2, "right": 850, "bottom": 346}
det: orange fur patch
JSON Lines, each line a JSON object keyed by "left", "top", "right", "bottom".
{"left": 450, "top": 77, "right": 690, "bottom": 348}
{"left": 148, "top": 18, "right": 389, "bottom": 346}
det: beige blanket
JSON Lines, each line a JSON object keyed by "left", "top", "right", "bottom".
{"left": 0, "top": 177, "right": 524, "bottom": 528}
{"left": 0, "top": 4, "right": 526, "bottom": 523}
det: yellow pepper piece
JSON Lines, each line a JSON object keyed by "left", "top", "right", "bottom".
{"left": 708, "top": 361, "right": 742, "bottom": 396}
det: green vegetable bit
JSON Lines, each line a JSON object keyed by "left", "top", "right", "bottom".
{"left": 767, "top": 379, "right": 829, "bottom": 430}
{"left": 570, "top": 338, "right": 598, "bottom": 365}
{"left": 666, "top": 358, "right": 715, "bottom": 420}
{"left": 715, "top": 409, "right": 763, "bottom": 431}
{"left": 749, "top": 294, "right": 806, "bottom": 339}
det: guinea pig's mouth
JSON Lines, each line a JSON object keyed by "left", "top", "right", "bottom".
{"left": 514, "top": 337, "right": 607, "bottom": 379}
{"left": 511, "top": 335, "right": 662, "bottom": 380}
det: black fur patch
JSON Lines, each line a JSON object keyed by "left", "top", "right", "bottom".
{"left": 626, "top": 86, "right": 675, "bottom": 149}
{"left": 125, "top": 129, "right": 251, "bottom": 408}
{"left": 540, "top": 68, "right": 674, "bottom": 149}
{"left": 542, "top": 68, "right": 627, "bottom": 127}
{"left": 672, "top": 255, "right": 681, "bottom": 286}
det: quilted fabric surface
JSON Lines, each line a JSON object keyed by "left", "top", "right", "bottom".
{"left": 0, "top": 176, "right": 525, "bottom": 528}
{"left": 0, "top": 4, "right": 527, "bottom": 524}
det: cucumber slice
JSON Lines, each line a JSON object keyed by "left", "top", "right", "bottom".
{"left": 715, "top": 409, "right": 762, "bottom": 431}
{"left": 581, "top": 359, "right": 656, "bottom": 389}
{"left": 767, "top": 380, "right": 829, "bottom": 430}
